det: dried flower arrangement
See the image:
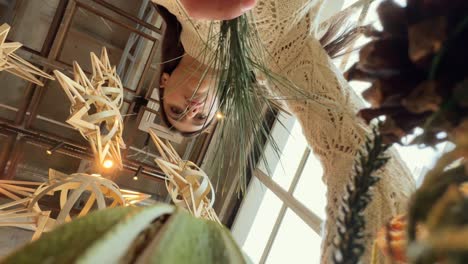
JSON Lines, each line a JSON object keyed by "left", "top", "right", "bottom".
{"left": 337, "top": 0, "right": 468, "bottom": 263}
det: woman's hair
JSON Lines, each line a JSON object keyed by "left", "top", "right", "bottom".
{"left": 156, "top": 5, "right": 184, "bottom": 75}
{"left": 155, "top": 5, "right": 215, "bottom": 137}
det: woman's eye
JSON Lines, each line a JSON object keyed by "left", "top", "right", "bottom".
{"left": 170, "top": 107, "right": 183, "bottom": 115}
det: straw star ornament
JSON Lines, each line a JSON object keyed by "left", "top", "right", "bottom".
{"left": 53, "top": 47, "right": 125, "bottom": 169}
{"left": 149, "top": 129, "right": 220, "bottom": 223}
{"left": 0, "top": 23, "right": 54, "bottom": 86}
{"left": 0, "top": 169, "right": 150, "bottom": 241}
{"left": 0, "top": 179, "right": 52, "bottom": 241}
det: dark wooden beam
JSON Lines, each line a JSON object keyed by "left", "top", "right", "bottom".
{"left": 0, "top": 122, "right": 165, "bottom": 182}
{"left": 0, "top": 134, "right": 16, "bottom": 177}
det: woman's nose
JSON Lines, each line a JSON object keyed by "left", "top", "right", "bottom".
{"left": 186, "top": 105, "right": 201, "bottom": 118}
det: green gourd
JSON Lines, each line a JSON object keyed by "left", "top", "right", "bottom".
{"left": 2, "top": 204, "right": 249, "bottom": 264}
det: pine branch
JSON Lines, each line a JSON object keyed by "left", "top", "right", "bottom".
{"left": 333, "top": 125, "right": 390, "bottom": 264}
{"left": 181, "top": 11, "right": 352, "bottom": 194}
{"left": 203, "top": 15, "right": 310, "bottom": 193}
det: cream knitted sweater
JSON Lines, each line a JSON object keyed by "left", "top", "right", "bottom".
{"left": 152, "top": 0, "right": 416, "bottom": 263}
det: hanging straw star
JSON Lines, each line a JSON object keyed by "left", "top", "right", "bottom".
{"left": 149, "top": 129, "right": 220, "bottom": 223}
{"left": 0, "top": 168, "right": 151, "bottom": 241}
{"left": 53, "top": 47, "right": 125, "bottom": 169}
{"left": 0, "top": 23, "right": 54, "bottom": 86}
{"left": 0, "top": 179, "right": 54, "bottom": 241}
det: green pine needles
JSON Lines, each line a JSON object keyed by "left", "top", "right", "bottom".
{"left": 210, "top": 16, "right": 275, "bottom": 193}
{"left": 333, "top": 125, "right": 390, "bottom": 264}
{"left": 197, "top": 14, "right": 308, "bottom": 193}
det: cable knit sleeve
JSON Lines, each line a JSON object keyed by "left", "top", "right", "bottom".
{"left": 272, "top": 39, "right": 415, "bottom": 263}
{"left": 152, "top": 0, "right": 416, "bottom": 262}
{"left": 257, "top": 2, "right": 416, "bottom": 263}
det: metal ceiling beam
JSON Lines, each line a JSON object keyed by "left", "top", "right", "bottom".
{"left": 0, "top": 122, "right": 166, "bottom": 182}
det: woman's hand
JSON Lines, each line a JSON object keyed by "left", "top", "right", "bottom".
{"left": 179, "top": 0, "right": 257, "bottom": 20}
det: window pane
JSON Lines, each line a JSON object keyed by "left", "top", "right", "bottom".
{"left": 7, "top": 0, "right": 61, "bottom": 52}
{"left": 235, "top": 178, "right": 284, "bottom": 263}
{"left": 293, "top": 152, "right": 327, "bottom": 219}
{"left": 258, "top": 114, "right": 307, "bottom": 190}
{"left": 343, "top": 0, "right": 359, "bottom": 9}
{"left": 266, "top": 209, "right": 322, "bottom": 264}
{"left": 392, "top": 132, "right": 452, "bottom": 186}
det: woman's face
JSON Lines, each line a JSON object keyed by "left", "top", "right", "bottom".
{"left": 160, "top": 64, "right": 218, "bottom": 133}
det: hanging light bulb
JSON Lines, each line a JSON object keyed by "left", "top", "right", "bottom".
{"left": 216, "top": 112, "right": 224, "bottom": 120}
{"left": 102, "top": 159, "right": 114, "bottom": 169}
{"left": 46, "top": 142, "right": 65, "bottom": 155}
{"left": 133, "top": 166, "right": 143, "bottom": 180}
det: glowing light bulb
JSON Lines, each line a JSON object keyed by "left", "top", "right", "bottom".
{"left": 46, "top": 142, "right": 64, "bottom": 155}
{"left": 216, "top": 112, "right": 224, "bottom": 119}
{"left": 133, "top": 166, "right": 142, "bottom": 181}
{"left": 103, "top": 159, "right": 114, "bottom": 169}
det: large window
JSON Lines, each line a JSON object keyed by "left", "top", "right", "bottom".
{"left": 231, "top": 113, "right": 325, "bottom": 263}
